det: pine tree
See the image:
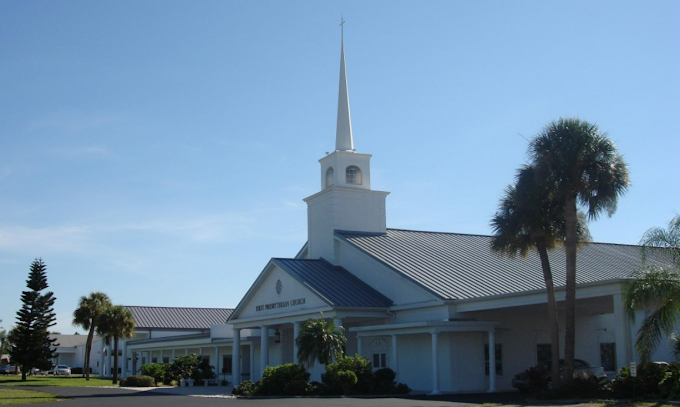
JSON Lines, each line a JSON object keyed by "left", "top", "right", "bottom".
{"left": 9, "top": 258, "right": 58, "bottom": 381}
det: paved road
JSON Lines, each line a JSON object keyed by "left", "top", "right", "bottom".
{"left": 8, "top": 386, "right": 588, "bottom": 407}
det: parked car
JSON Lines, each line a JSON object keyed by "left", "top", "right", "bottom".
{"left": 512, "top": 359, "right": 608, "bottom": 393}
{"left": 0, "top": 365, "right": 7, "bottom": 375}
{"left": 6, "top": 365, "right": 21, "bottom": 374}
{"left": 30, "top": 367, "right": 48, "bottom": 376}
{"left": 49, "top": 365, "right": 71, "bottom": 376}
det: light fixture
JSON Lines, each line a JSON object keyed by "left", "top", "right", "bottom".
{"left": 274, "top": 330, "right": 281, "bottom": 343}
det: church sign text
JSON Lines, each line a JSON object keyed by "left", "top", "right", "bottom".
{"left": 255, "top": 298, "right": 306, "bottom": 312}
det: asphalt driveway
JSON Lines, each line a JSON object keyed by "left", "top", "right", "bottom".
{"left": 6, "top": 386, "right": 536, "bottom": 407}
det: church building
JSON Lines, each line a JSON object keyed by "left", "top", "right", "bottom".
{"left": 98, "top": 34, "right": 671, "bottom": 394}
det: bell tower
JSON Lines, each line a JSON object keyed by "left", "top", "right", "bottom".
{"left": 304, "top": 22, "right": 389, "bottom": 263}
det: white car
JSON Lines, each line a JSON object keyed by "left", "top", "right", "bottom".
{"left": 50, "top": 365, "right": 71, "bottom": 376}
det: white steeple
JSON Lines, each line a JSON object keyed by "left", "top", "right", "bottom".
{"left": 335, "top": 18, "right": 354, "bottom": 152}
{"left": 303, "top": 21, "right": 390, "bottom": 263}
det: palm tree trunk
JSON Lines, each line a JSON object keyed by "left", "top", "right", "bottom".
{"left": 84, "top": 325, "right": 95, "bottom": 380}
{"left": 112, "top": 337, "right": 119, "bottom": 385}
{"left": 563, "top": 194, "right": 578, "bottom": 383}
{"left": 536, "top": 241, "right": 561, "bottom": 387}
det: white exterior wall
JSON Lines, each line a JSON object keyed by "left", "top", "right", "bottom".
{"left": 305, "top": 188, "right": 388, "bottom": 262}
{"left": 335, "top": 240, "right": 437, "bottom": 308}
{"left": 237, "top": 265, "right": 330, "bottom": 321}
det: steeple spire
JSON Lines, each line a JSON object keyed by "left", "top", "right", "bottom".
{"left": 335, "top": 18, "right": 354, "bottom": 152}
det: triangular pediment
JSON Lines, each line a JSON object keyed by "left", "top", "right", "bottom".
{"left": 229, "top": 258, "right": 392, "bottom": 323}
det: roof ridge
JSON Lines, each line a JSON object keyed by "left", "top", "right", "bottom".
{"left": 124, "top": 305, "right": 233, "bottom": 311}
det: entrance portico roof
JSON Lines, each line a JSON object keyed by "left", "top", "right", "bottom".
{"left": 350, "top": 319, "right": 500, "bottom": 336}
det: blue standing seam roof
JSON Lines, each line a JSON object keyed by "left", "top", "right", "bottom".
{"left": 124, "top": 306, "right": 233, "bottom": 330}
{"left": 272, "top": 258, "right": 393, "bottom": 308}
{"left": 337, "top": 228, "right": 671, "bottom": 301}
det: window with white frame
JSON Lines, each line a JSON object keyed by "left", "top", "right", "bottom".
{"left": 373, "top": 353, "right": 387, "bottom": 369}
{"left": 346, "top": 166, "right": 362, "bottom": 185}
{"left": 326, "top": 167, "right": 334, "bottom": 188}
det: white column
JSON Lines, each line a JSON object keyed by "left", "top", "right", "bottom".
{"left": 121, "top": 341, "right": 128, "bottom": 378}
{"left": 293, "top": 322, "right": 301, "bottom": 364}
{"left": 391, "top": 334, "right": 398, "bottom": 381}
{"left": 214, "top": 346, "right": 220, "bottom": 379}
{"left": 430, "top": 332, "right": 440, "bottom": 395}
{"left": 613, "top": 293, "right": 633, "bottom": 368}
{"left": 488, "top": 330, "right": 496, "bottom": 393}
{"left": 232, "top": 329, "right": 241, "bottom": 385}
{"left": 249, "top": 344, "right": 255, "bottom": 382}
{"left": 172, "top": 349, "right": 176, "bottom": 361}
{"left": 260, "top": 326, "right": 269, "bottom": 378}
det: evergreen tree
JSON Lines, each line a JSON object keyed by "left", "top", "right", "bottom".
{"left": 9, "top": 258, "right": 58, "bottom": 381}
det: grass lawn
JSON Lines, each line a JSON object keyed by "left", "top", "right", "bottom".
{"left": 0, "top": 375, "right": 114, "bottom": 387}
{"left": 0, "top": 388, "right": 64, "bottom": 405}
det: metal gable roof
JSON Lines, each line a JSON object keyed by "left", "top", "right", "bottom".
{"left": 124, "top": 306, "right": 233, "bottom": 330}
{"left": 337, "top": 228, "right": 670, "bottom": 301}
{"left": 272, "top": 258, "right": 393, "bottom": 308}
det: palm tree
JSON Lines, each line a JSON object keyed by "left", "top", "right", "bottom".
{"left": 491, "top": 165, "right": 590, "bottom": 386}
{"left": 530, "top": 118, "right": 629, "bottom": 381}
{"left": 624, "top": 215, "right": 680, "bottom": 362}
{"left": 72, "top": 292, "right": 112, "bottom": 380}
{"left": 97, "top": 305, "right": 135, "bottom": 384}
{"left": 296, "top": 316, "right": 346, "bottom": 367}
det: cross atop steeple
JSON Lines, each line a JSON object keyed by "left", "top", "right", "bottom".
{"left": 335, "top": 18, "right": 354, "bottom": 152}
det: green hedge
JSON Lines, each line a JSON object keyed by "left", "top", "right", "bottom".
{"left": 120, "top": 375, "right": 155, "bottom": 387}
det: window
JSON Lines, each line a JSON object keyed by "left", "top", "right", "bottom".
{"left": 346, "top": 166, "right": 362, "bottom": 185}
{"left": 222, "top": 355, "right": 233, "bottom": 375}
{"left": 326, "top": 167, "right": 334, "bottom": 188}
{"left": 537, "top": 344, "right": 551, "bottom": 367}
{"left": 484, "top": 344, "right": 502, "bottom": 375}
{"left": 373, "top": 353, "right": 387, "bottom": 368}
{"left": 152, "top": 357, "right": 157, "bottom": 363}
{"left": 163, "top": 357, "right": 169, "bottom": 364}
{"left": 600, "top": 342, "right": 616, "bottom": 371}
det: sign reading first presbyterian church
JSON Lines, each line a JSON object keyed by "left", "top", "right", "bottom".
{"left": 255, "top": 279, "right": 306, "bottom": 312}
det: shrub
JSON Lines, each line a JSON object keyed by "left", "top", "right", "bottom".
{"left": 192, "top": 357, "right": 216, "bottom": 384}
{"left": 545, "top": 377, "right": 602, "bottom": 399}
{"left": 232, "top": 380, "right": 257, "bottom": 396}
{"left": 373, "top": 367, "right": 396, "bottom": 394}
{"left": 658, "top": 363, "right": 680, "bottom": 399}
{"left": 323, "top": 355, "right": 374, "bottom": 395}
{"left": 71, "top": 367, "right": 83, "bottom": 375}
{"left": 336, "top": 370, "right": 358, "bottom": 395}
{"left": 608, "top": 362, "right": 669, "bottom": 399}
{"left": 394, "top": 383, "right": 411, "bottom": 394}
{"left": 140, "top": 363, "right": 169, "bottom": 386}
{"left": 168, "top": 354, "right": 202, "bottom": 382}
{"left": 120, "top": 375, "right": 155, "bottom": 387}
{"left": 256, "top": 363, "right": 310, "bottom": 396}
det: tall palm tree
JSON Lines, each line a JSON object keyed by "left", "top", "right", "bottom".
{"left": 97, "top": 305, "right": 135, "bottom": 384}
{"left": 530, "top": 118, "right": 629, "bottom": 381}
{"left": 624, "top": 215, "right": 680, "bottom": 362}
{"left": 491, "top": 165, "right": 590, "bottom": 385}
{"left": 72, "top": 292, "right": 112, "bottom": 380}
{"left": 296, "top": 316, "right": 346, "bottom": 367}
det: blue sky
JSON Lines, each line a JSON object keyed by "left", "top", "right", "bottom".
{"left": 1, "top": 1, "right": 678, "bottom": 335}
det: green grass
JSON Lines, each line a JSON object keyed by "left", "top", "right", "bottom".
{"left": 0, "top": 388, "right": 63, "bottom": 405}
{"left": 0, "top": 375, "right": 114, "bottom": 387}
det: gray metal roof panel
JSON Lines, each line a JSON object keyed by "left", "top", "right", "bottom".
{"left": 124, "top": 306, "right": 233, "bottom": 330}
{"left": 337, "top": 228, "right": 670, "bottom": 301}
{"left": 272, "top": 258, "right": 393, "bottom": 308}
